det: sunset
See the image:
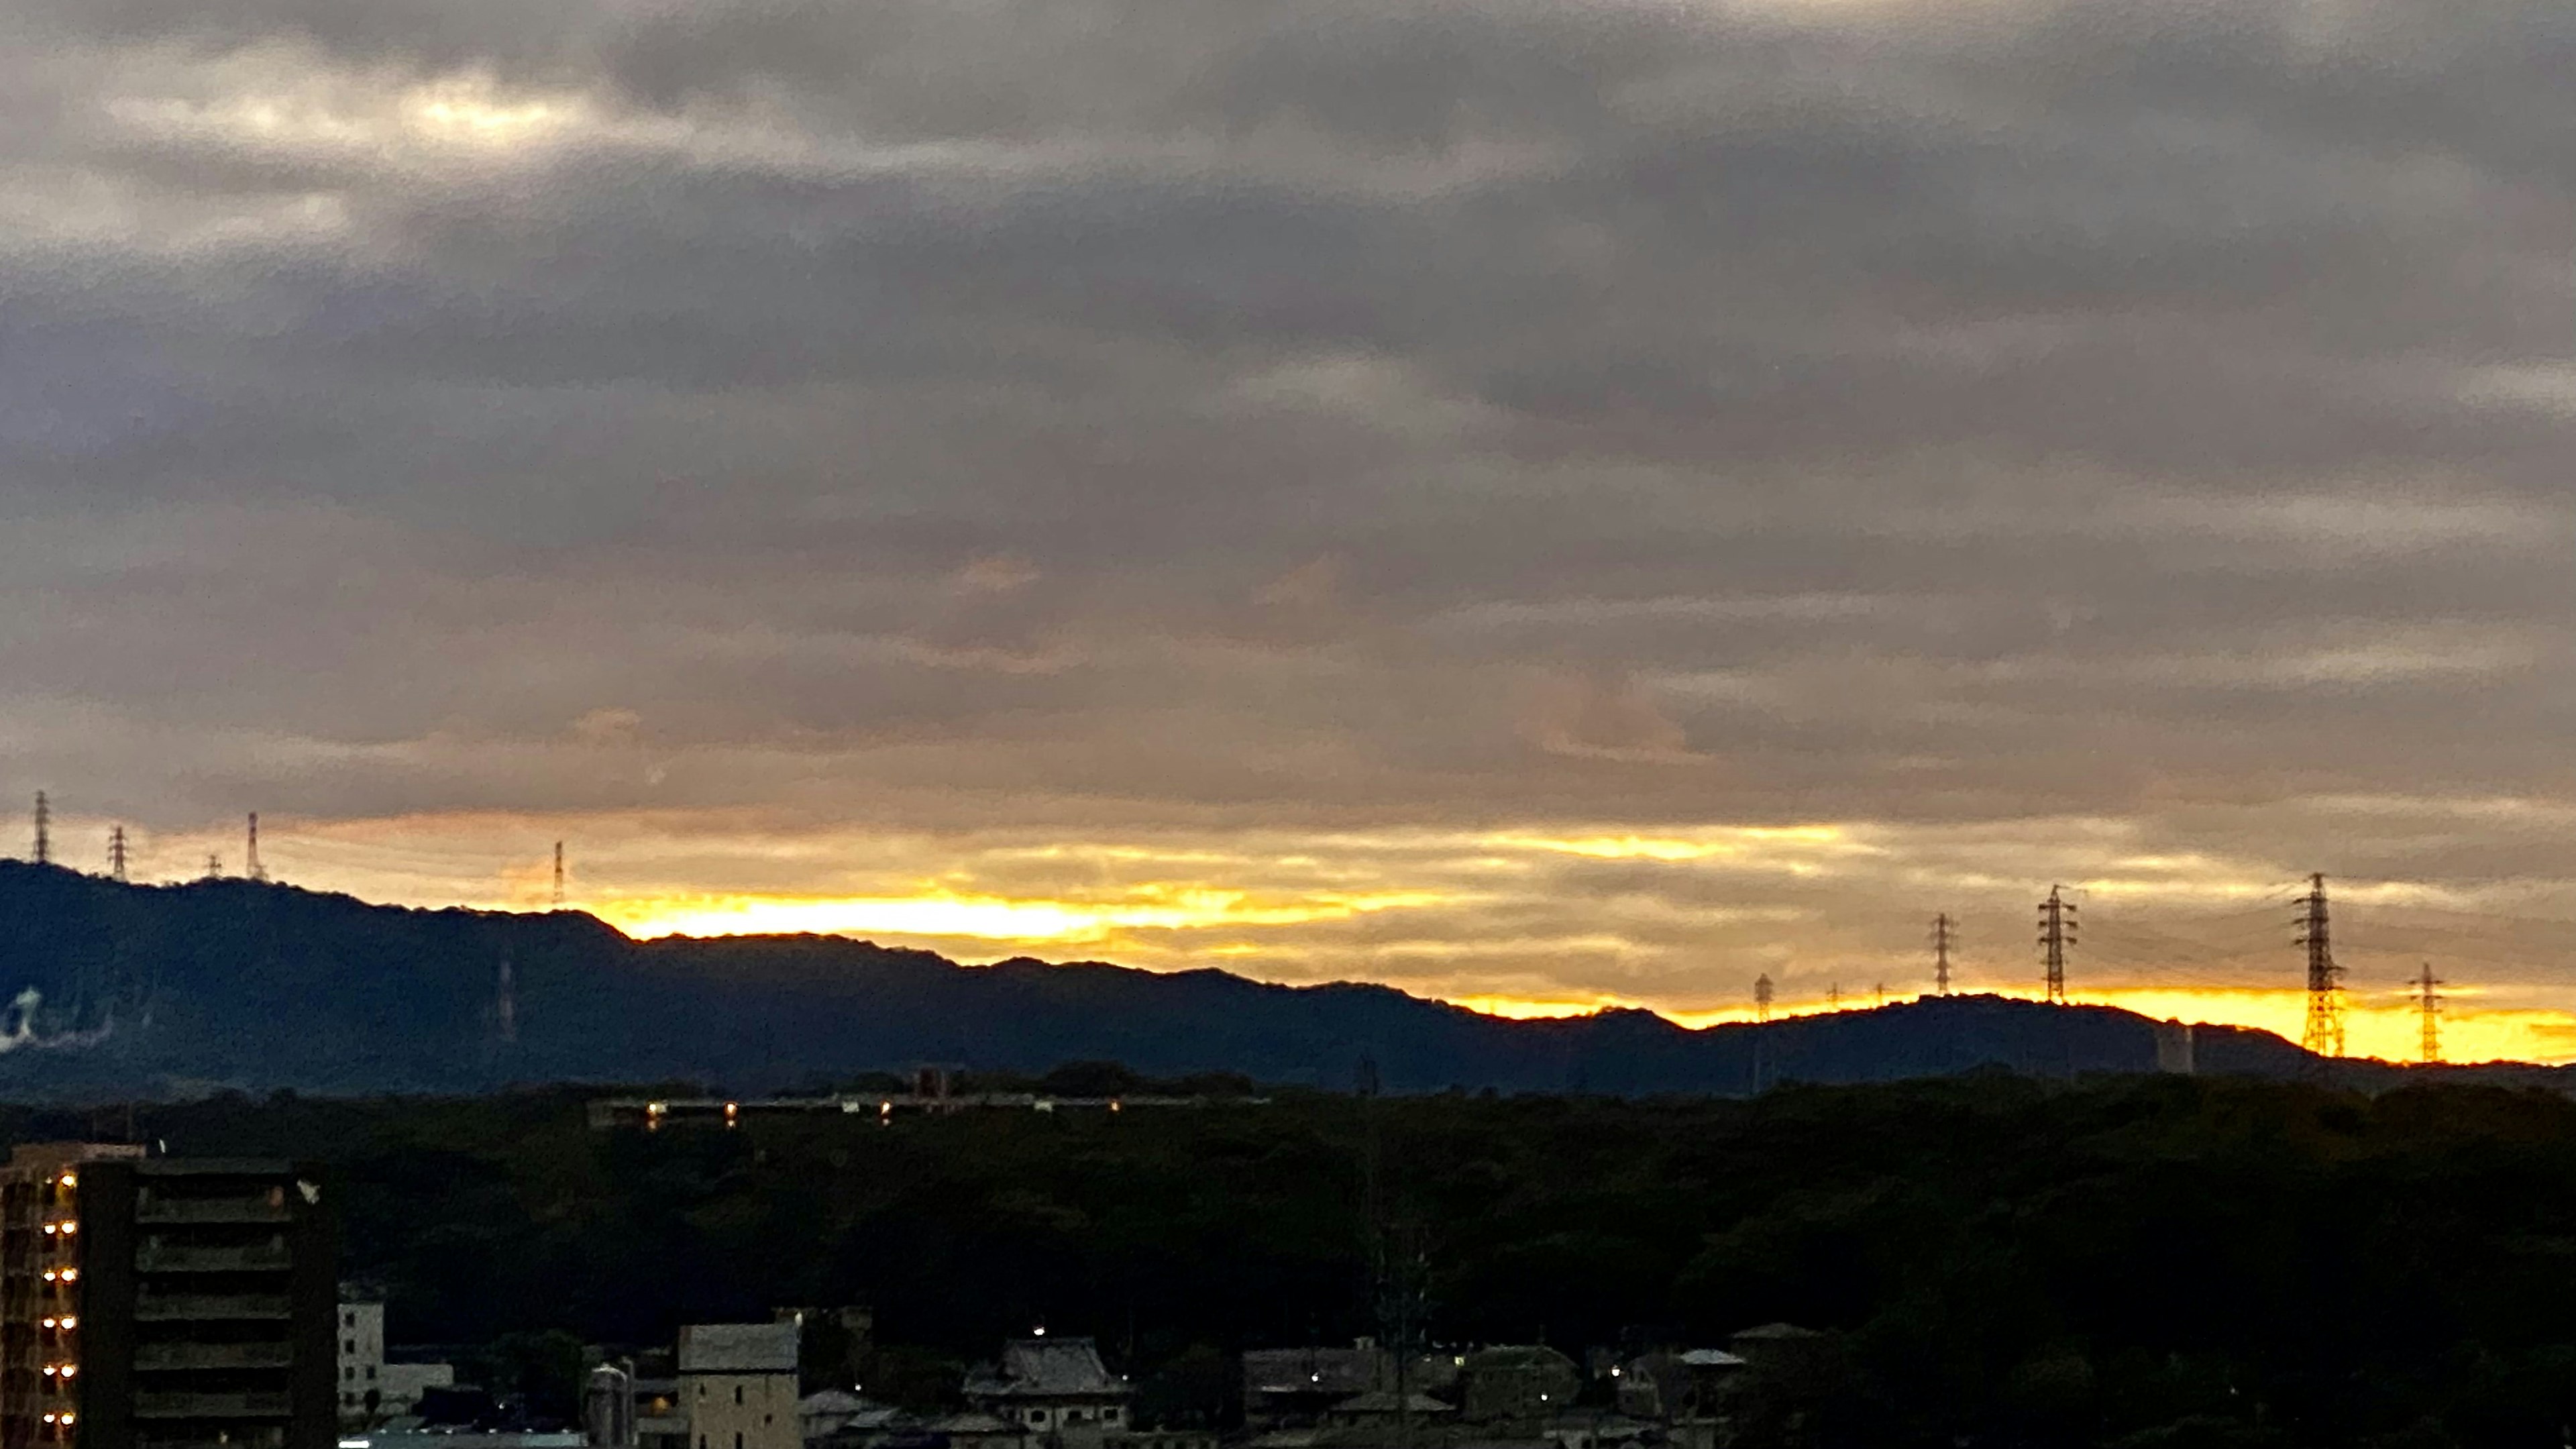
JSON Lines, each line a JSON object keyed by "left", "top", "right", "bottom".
{"left": 10, "top": 0, "right": 2576, "bottom": 1442}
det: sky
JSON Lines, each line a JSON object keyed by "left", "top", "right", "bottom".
{"left": 5, "top": 0, "right": 2576, "bottom": 1061}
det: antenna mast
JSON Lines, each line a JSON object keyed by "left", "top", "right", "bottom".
{"left": 2038, "top": 885, "right": 2075, "bottom": 1004}
{"left": 2297, "top": 873, "right": 2345, "bottom": 1058}
{"left": 246, "top": 812, "right": 266, "bottom": 882}
{"left": 1932, "top": 913, "right": 1953, "bottom": 995}
{"left": 32, "top": 792, "right": 50, "bottom": 866}
{"left": 2415, "top": 961, "right": 2443, "bottom": 1065}
{"left": 553, "top": 841, "right": 566, "bottom": 907}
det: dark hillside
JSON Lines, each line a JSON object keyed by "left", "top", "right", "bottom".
{"left": 0, "top": 862, "right": 2521, "bottom": 1098}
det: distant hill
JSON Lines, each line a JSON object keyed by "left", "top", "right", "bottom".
{"left": 0, "top": 862, "right": 2545, "bottom": 1099}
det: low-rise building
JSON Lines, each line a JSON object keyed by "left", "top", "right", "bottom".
{"left": 1244, "top": 1348, "right": 1390, "bottom": 1429}
{"left": 963, "top": 1338, "right": 1134, "bottom": 1448}
{"left": 681, "top": 1324, "right": 801, "bottom": 1449}
{"left": 336, "top": 1297, "right": 458, "bottom": 1426}
{"left": 1458, "top": 1348, "right": 1578, "bottom": 1432}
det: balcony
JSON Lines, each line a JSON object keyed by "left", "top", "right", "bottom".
{"left": 137, "top": 1295, "right": 293, "bottom": 1322}
{"left": 135, "top": 1245, "right": 291, "bottom": 1273}
{"left": 136, "top": 1342, "right": 294, "bottom": 1371}
{"left": 136, "top": 1391, "right": 292, "bottom": 1419}
{"left": 137, "top": 1200, "right": 289, "bottom": 1226}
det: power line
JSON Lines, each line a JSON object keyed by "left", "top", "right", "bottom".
{"left": 2296, "top": 873, "right": 2345, "bottom": 1059}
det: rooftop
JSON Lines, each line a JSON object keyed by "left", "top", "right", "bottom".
{"left": 965, "top": 1338, "right": 1130, "bottom": 1399}
{"left": 679, "top": 1323, "right": 800, "bottom": 1375}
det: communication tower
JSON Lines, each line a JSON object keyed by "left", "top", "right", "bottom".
{"left": 553, "top": 841, "right": 566, "bottom": 907}
{"left": 245, "top": 812, "right": 266, "bottom": 882}
{"left": 1753, "top": 973, "right": 1774, "bottom": 1022}
{"left": 32, "top": 792, "right": 49, "bottom": 866}
{"left": 2038, "top": 885, "right": 2076, "bottom": 1004}
{"left": 2296, "top": 873, "right": 2345, "bottom": 1058}
{"left": 1932, "top": 913, "right": 1953, "bottom": 994}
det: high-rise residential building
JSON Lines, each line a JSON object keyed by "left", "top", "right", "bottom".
{"left": 0, "top": 1144, "right": 337, "bottom": 1449}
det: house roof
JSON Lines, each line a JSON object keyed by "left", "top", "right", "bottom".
{"left": 1463, "top": 1346, "right": 1576, "bottom": 1372}
{"left": 963, "top": 1338, "right": 1132, "bottom": 1399}
{"left": 923, "top": 1413, "right": 1018, "bottom": 1435}
{"left": 1330, "top": 1392, "right": 1454, "bottom": 1416}
{"left": 679, "top": 1324, "right": 800, "bottom": 1375}
{"left": 1729, "top": 1324, "right": 1821, "bottom": 1343}
{"left": 1245, "top": 1348, "right": 1386, "bottom": 1397}
{"left": 1676, "top": 1350, "right": 1748, "bottom": 1368}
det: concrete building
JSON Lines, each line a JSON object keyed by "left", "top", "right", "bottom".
{"left": 962, "top": 1340, "right": 1132, "bottom": 1448}
{"left": 334, "top": 1298, "right": 453, "bottom": 1426}
{"left": 679, "top": 1325, "right": 800, "bottom": 1449}
{"left": 0, "top": 1145, "right": 339, "bottom": 1449}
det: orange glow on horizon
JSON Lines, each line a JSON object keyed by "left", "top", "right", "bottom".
{"left": 594, "top": 886, "right": 1452, "bottom": 943}
{"left": 1444, "top": 987, "right": 2576, "bottom": 1066}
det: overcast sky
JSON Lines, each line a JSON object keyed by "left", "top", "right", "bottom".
{"left": 5, "top": 0, "right": 2575, "bottom": 1056}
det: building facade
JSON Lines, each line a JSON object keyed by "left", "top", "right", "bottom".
{"left": 333, "top": 1300, "right": 451, "bottom": 1427}
{"left": 678, "top": 1325, "right": 798, "bottom": 1449}
{"left": 0, "top": 1146, "right": 336, "bottom": 1449}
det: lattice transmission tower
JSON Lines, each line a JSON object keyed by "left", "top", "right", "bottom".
{"left": 2038, "top": 885, "right": 2076, "bottom": 1004}
{"left": 1932, "top": 913, "right": 1953, "bottom": 995}
{"left": 2415, "top": 962, "right": 2443, "bottom": 1065}
{"left": 2296, "top": 873, "right": 2345, "bottom": 1058}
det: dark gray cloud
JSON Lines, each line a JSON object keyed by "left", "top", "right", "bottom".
{"left": 3, "top": 0, "right": 2575, "bottom": 1016}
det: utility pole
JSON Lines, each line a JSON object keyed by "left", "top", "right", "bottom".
{"left": 32, "top": 792, "right": 50, "bottom": 866}
{"left": 2415, "top": 962, "right": 2443, "bottom": 1066}
{"left": 107, "top": 826, "right": 128, "bottom": 883}
{"left": 245, "top": 812, "right": 266, "bottom": 882}
{"left": 1753, "top": 973, "right": 1774, "bottom": 1022}
{"left": 1933, "top": 913, "right": 1953, "bottom": 995}
{"left": 2038, "top": 885, "right": 2075, "bottom": 1004}
{"left": 2297, "top": 873, "right": 2345, "bottom": 1059}
{"left": 552, "top": 841, "right": 566, "bottom": 907}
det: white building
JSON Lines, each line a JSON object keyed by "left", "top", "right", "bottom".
{"left": 338, "top": 1297, "right": 456, "bottom": 1426}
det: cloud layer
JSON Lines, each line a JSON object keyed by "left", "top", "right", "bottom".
{"left": 5, "top": 0, "right": 2575, "bottom": 1046}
